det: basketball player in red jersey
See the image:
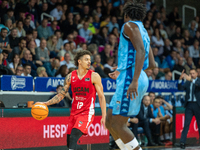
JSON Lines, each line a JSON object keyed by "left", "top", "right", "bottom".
{"left": 41, "top": 51, "right": 107, "bottom": 150}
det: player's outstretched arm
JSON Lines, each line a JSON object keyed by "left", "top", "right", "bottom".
{"left": 92, "top": 72, "right": 107, "bottom": 128}
{"left": 44, "top": 73, "right": 71, "bottom": 106}
{"left": 124, "top": 22, "right": 145, "bottom": 100}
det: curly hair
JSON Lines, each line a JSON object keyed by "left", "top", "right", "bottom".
{"left": 74, "top": 50, "right": 92, "bottom": 66}
{"left": 123, "top": 0, "right": 146, "bottom": 21}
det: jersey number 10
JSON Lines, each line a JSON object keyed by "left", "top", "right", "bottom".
{"left": 77, "top": 102, "right": 83, "bottom": 109}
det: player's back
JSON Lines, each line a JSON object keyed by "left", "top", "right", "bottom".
{"left": 70, "top": 70, "right": 96, "bottom": 116}
{"left": 117, "top": 20, "right": 150, "bottom": 71}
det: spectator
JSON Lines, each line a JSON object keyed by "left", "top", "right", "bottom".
{"left": 159, "top": 24, "right": 168, "bottom": 39}
{"left": 166, "top": 22, "right": 176, "bottom": 38}
{"left": 23, "top": 18, "right": 33, "bottom": 33}
{"left": 21, "top": 49, "right": 37, "bottom": 77}
{"left": 104, "top": 57, "right": 115, "bottom": 72}
{"left": 173, "top": 57, "right": 185, "bottom": 80}
{"left": 108, "top": 34, "right": 118, "bottom": 52}
{"left": 0, "top": 0, "right": 8, "bottom": 20}
{"left": 28, "top": 40, "right": 37, "bottom": 61}
{"left": 37, "top": 67, "right": 48, "bottom": 77}
{"left": 145, "top": 69, "right": 153, "bottom": 80}
{"left": 21, "top": 63, "right": 32, "bottom": 77}
{"left": 38, "top": 2, "right": 50, "bottom": 23}
{"left": 26, "top": 14, "right": 36, "bottom": 29}
{"left": 159, "top": 71, "right": 172, "bottom": 80}
{"left": 8, "top": 28, "right": 19, "bottom": 49}
{"left": 9, "top": 54, "right": 21, "bottom": 74}
{"left": 197, "top": 68, "right": 200, "bottom": 78}
{"left": 63, "top": 34, "right": 76, "bottom": 47}
{"left": 16, "top": 20, "right": 26, "bottom": 37}
{"left": 79, "top": 22, "right": 93, "bottom": 44}
{"left": 1, "top": 50, "right": 9, "bottom": 68}
{"left": 161, "top": 50, "right": 176, "bottom": 71}
{"left": 48, "top": 0, "right": 57, "bottom": 12}
{"left": 50, "top": 3, "right": 63, "bottom": 21}
{"left": 10, "top": 38, "right": 27, "bottom": 60}
{"left": 35, "top": 38, "right": 50, "bottom": 62}
{"left": 87, "top": 43, "right": 98, "bottom": 63}
{"left": 55, "top": 65, "right": 69, "bottom": 78}
{"left": 49, "top": 85, "right": 65, "bottom": 107}
{"left": 173, "top": 41, "right": 184, "bottom": 57}
{"left": 92, "top": 54, "right": 104, "bottom": 70}
{"left": 148, "top": 92, "right": 156, "bottom": 104}
{"left": 25, "top": 31, "right": 33, "bottom": 47}
{"left": 100, "top": 15, "right": 110, "bottom": 28}
{"left": 183, "top": 29, "right": 194, "bottom": 50}
{"left": 3, "top": 8, "right": 15, "bottom": 25}
{"left": 163, "top": 39, "right": 173, "bottom": 57}
{"left": 47, "top": 35, "right": 59, "bottom": 58}
{"left": 43, "top": 57, "right": 60, "bottom": 77}
{"left": 48, "top": 20, "right": 58, "bottom": 36}
{"left": 152, "top": 47, "right": 161, "bottom": 67}
{"left": 188, "top": 20, "right": 196, "bottom": 38}
{"left": 184, "top": 57, "right": 196, "bottom": 75}
{"left": 108, "top": 16, "right": 119, "bottom": 33}
{"left": 5, "top": 19, "right": 13, "bottom": 33}
{"left": 152, "top": 27, "right": 164, "bottom": 55}
{"left": 26, "top": 0, "right": 38, "bottom": 23}
{"left": 87, "top": 16, "right": 96, "bottom": 34}
{"left": 170, "top": 26, "right": 184, "bottom": 46}
{"left": 60, "top": 52, "right": 76, "bottom": 69}
{"left": 130, "top": 96, "right": 160, "bottom": 146}
{"left": 168, "top": 6, "right": 182, "bottom": 27}
{"left": 72, "top": 30, "right": 86, "bottom": 46}
{"left": 15, "top": 65, "right": 23, "bottom": 76}
{"left": 54, "top": 30, "right": 63, "bottom": 50}
{"left": 100, "top": 44, "right": 112, "bottom": 65}
{"left": 111, "top": 27, "right": 120, "bottom": 42}
{"left": 81, "top": 5, "right": 91, "bottom": 19}
{"left": 194, "top": 30, "right": 200, "bottom": 43}
{"left": 37, "top": 18, "right": 51, "bottom": 40}
{"left": 93, "top": 15, "right": 100, "bottom": 32}
{"left": 58, "top": 43, "right": 74, "bottom": 62}
{"left": 183, "top": 49, "right": 190, "bottom": 64}
{"left": 188, "top": 40, "right": 200, "bottom": 66}
{"left": 0, "top": 28, "right": 12, "bottom": 53}
{"left": 102, "top": 2, "right": 114, "bottom": 16}
{"left": 32, "top": 29, "right": 40, "bottom": 47}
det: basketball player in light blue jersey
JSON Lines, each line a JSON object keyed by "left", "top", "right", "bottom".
{"left": 105, "top": 1, "right": 156, "bottom": 150}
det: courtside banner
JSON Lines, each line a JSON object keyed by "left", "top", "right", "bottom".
{"left": 0, "top": 75, "right": 33, "bottom": 91}
{"left": 0, "top": 116, "right": 109, "bottom": 149}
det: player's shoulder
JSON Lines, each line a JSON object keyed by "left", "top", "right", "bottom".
{"left": 91, "top": 72, "right": 101, "bottom": 83}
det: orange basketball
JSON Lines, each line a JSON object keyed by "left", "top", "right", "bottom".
{"left": 31, "top": 103, "right": 49, "bottom": 120}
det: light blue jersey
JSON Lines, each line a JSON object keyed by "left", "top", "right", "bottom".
{"left": 109, "top": 21, "right": 150, "bottom": 117}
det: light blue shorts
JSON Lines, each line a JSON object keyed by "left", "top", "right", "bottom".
{"left": 109, "top": 67, "right": 149, "bottom": 117}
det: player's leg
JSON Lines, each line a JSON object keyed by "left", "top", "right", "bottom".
{"left": 69, "top": 128, "right": 83, "bottom": 150}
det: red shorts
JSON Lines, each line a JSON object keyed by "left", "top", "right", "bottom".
{"left": 67, "top": 114, "right": 94, "bottom": 135}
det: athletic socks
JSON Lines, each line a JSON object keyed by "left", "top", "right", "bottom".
{"left": 160, "top": 135, "right": 164, "bottom": 141}
{"left": 164, "top": 133, "right": 170, "bottom": 140}
{"left": 115, "top": 138, "right": 128, "bottom": 150}
{"left": 125, "top": 138, "right": 141, "bottom": 150}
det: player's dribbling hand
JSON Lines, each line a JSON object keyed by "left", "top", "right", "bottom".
{"left": 101, "top": 117, "right": 106, "bottom": 130}
{"left": 108, "top": 70, "right": 120, "bottom": 80}
{"left": 127, "top": 81, "right": 138, "bottom": 100}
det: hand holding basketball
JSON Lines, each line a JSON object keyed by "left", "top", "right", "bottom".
{"left": 31, "top": 103, "right": 49, "bottom": 120}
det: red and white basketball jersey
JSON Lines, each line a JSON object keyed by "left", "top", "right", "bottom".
{"left": 70, "top": 70, "right": 96, "bottom": 116}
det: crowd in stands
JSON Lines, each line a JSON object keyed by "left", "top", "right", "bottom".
{"left": 0, "top": 0, "right": 199, "bottom": 148}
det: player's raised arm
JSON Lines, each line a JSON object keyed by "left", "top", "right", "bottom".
{"left": 92, "top": 72, "right": 107, "bottom": 128}
{"left": 124, "top": 22, "right": 145, "bottom": 99}
{"left": 44, "top": 73, "right": 71, "bottom": 106}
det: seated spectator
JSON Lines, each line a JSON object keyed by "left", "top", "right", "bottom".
{"left": 32, "top": 29, "right": 40, "bottom": 47}
{"left": 166, "top": 22, "right": 176, "bottom": 39}
{"left": 151, "top": 67, "right": 159, "bottom": 80}
{"left": 108, "top": 16, "right": 119, "bottom": 33}
{"left": 5, "top": 19, "right": 13, "bottom": 33}
{"left": 48, "top": 20, "right": 58, "bottom": 36}
{"left": 91, "top": 26, "right": 108, "bottom": 46}
{"left": 159, "top": 71, "right": 172, "bottom": 80}
{"left": 188, "top": 40, "right": 200, "bottom": 66}
{"left": 72, "top": 29, "right": 86, "bottom": 46}
{"left": 25, "top": 31, "right": 33, "bottom": 46}
{"left": 168, "top": 6, "right": 182, "bottom": 27}
{"left": 0, "top": 28, "right": 12, "bottom": 53}
{"left": 163, "top": 39, "right": 173, "bottom": 57}
{"left": 100, "top": 15, "right": 110, "bottom": 28}
{"left": 87, "top": 43, "right": 98, "bottom": 63}
{"left": 152, "top": 47, "right": 161, "bottom": 68}
{"left": 50, "top": 3, "right": 63, "bottom": 21}
{"left": 21, "top": 63, "right": 32, "bottom": 77}
{"left": 79, "top": 22, "right": 93, "bottom": 44}
{"left": 173, "top": 41, "right": 184, "bottom": 57}
{"left": 16, "top": 20, "right": 26, "bottom": 38}
{"left": 23, "top": 18, "right": 33, "bottom": 33}
{"left": 37, "top": 67, "right": 48, "bottom": 77}
{"left": 49, "top": 85, "right": 65, "bottom": 107}
{"left": 43, "top": 57, "right": 60, "bottom": 77}
{"left": 108, "top": 34, "right": 118, "bottom": 53}
{"left": 9, "top": 54, "right": 21, "bottom": 74}
{"left": 55, "top": 30, "right": 63, "bottom": 50}
{"left": 173, "top": 57, "right": 185, "bottom": 80}
{"left": 145, "top": 69, "right": 153, "bottom": 80}
{"left": 92, "top": 15, "right": 100, "bottom": 32}
{"left": 58, "top": 43, "right": 74, "bottom": 63}
{"left": 3, "top": 8, "right": 15, "bottom": 25}
{"left": 129, "top": 96, "right": 160, "bottom": 146}
{"left": 37, "top": 18, "right": 51, "bottom": 40}
{"left": 183, "top": 29, "right": 194, "bottom": 50}
{"left": 63, "top": 34, "right": 76, "bottom": 47}
{"left": 104, "top": 57, "right": 115, "bottom": 72}
{"left": 148, "top": 92, "right": 156, "bottom": 104}
{"left": 8, "top": 28, "right": 20, "bottom": 49}
{"left": 194, "top": 30, "right": 200, "bottom": 43}
{"left": 21, "top": 49, "right": 37, "bottom": 77}
{"left": 92, "top": 54, "right": 104, "bottom": 70}
{"left": 100, "top": 44, "right": 112, "bottom": 65}
{"left": 159, "top": 24, "right": 168, "bottom": 39}
{"left": 15, "top": 65, "right": 23, "bottom": 76}
{"left": 10, "top": 38, "right": 27, "bottom": 60}
{"left": 35, "top": 38, "right": 50, "bottom": 62}
{"left": 47, "top": 35, "right": 59, "bottom": 58}
{"left": 197, "top": 68, "right": 200, "bottom": 78}
{"left": 26, "top": 14, "right": 36, "bottom": 29}
{"left": 87, "top": 16, "right": 96, "bottom": 34}
{"left": 28, "top": 40, "right": 36, "bottom": 61}
{"left": 1, "top": 50, "right": 10, "bottom": 68}
{"left": 55, "top": 65, "right": 69, "bottom": 78}
{"left": 184, "top": 57, "right": 196, "bottom": 75}
{"left": 152, "top": 27, "right": 164, "bottom": 55}
{"left": 161, "top": 50, "right": 176, "bottom": 71}
{"left": 60, "top": 52, "right": 76, "bottom": 69}
{"left": 188, "top": 20, "right": 196, "bottom": 38}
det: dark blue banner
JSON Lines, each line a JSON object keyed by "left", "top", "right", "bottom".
{"left": 34, "top": 77, "right": 65, "bottom": 92}
{"left": 0, "top": 75, "right": 33, "bottom": 91}
{"left": 101, "top": 79, "right": 116, "bottom": 92}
